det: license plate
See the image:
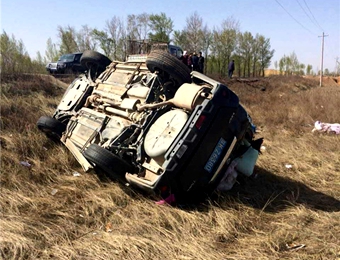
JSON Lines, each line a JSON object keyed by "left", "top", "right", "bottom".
{"left": 204, "top": 138, "right": 227, "bottom": 173}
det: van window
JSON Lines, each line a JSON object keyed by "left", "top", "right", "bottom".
{"left": 169, "top": 47, "right": 177, "bottom": 56}
{"left": 169, "top": 47, "right": 183, "bottom": 58}
{"left": 74, "top": 54, "right": 81, "bottom": 61}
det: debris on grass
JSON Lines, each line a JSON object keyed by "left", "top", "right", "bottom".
{"left": 285, "top": 164, "right": 293, "bottom": 169}
{"left": 105, "top": 222, "right": 113, "bottom": 233}
{"left": 285, "top": 243, "right": 306, "bottom": 251}
{"left": 156, "top": 194, "right": 176, "bottom": 206}
{"left": 20, "top": 161, "right": 31, "bottom": 167}
{"left": 73, "top": 171, "right": 81, "bottom": 177}
{"left": 51, "top": 189, "right": 58, "bottom": 195}
{"left": 312, "top": 121, "right": 340, "bottom": 134}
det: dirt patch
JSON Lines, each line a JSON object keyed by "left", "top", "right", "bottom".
{"left": 322, "top": 76, "right": 340, "bottom": 86}
{"left": 216, "top": 75, "right": 338, "bottom": 96}
{"left": 1, "top": 74, "right": 68, "bottom": 96}
{"left": 303, "top": 75, "right": 340, "bottom": 86}
{"left": 39, "top": 74, "right": 70, "bottom": 89}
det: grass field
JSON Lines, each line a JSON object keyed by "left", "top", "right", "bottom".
{"left": 1, "top": 73, "right": 339, "bottom": 260}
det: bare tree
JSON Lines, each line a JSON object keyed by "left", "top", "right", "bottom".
{"left": 92, "top": 29, "right": 112, "bottom": 57}
{"left": 106, "top": 16, "right": 126, "bottom": 60}
{"left": 45, "top": 37, "right": 59, "bottom": 62}
{"left": 126, "top": 13, "right": 150, "bottom": 41}
{"left": 173, "top": 12, "right": 211, "bottom": 73}
{"left": 200, "top": 24, "right": 212, "bottom": 74}
{"left": 184, "top": 12, "right": 203, "bottom": 52}
{"left": 127, "top": 14, "right": 139, "bottom": 41}
{"left": 137, "top": 13, "right": 150, "bottom": 40}
{"left": 172, "top": 30, "right": 190, "bottom": 49}
{"left": 210, "top": 17, "right": 239, "bottom": 75}
{"left": 76, "top": 25, "right": 97, "bottom": 52}
{"left": 57, "top": 25, "right": 78, "bottom": 53}
{"left": 221, "top": 16, "right": 240, "bottom": 31}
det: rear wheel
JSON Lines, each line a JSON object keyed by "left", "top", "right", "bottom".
{"left": 83, "top": 143, "right": 133, "bottom": 180}
{"left": 146, "top": 49, "right": 191, "bottom": 86}
{"left": 36, "top": 116, "right": 66, "bottom": 141}
{"left": 81, "top": 50, "right": 112, "bottom": 73}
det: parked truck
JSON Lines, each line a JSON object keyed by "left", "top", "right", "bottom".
{"left": 46, "top": 52, "right": 86, "bottom": 74}
{"left": 126, "top": 40, "right": 183, "bottom": 62}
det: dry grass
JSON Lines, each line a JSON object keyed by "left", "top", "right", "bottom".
{"left": 1, "top": 74, "right": 339, "bottom": 260}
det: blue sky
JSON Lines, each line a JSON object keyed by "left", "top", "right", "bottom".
{"left": 1, "top": 0, "right": 339, "bottom": 72}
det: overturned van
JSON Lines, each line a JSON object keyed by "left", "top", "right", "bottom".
{"left": 37, "top": 49, "right": 262, "bottom": 204}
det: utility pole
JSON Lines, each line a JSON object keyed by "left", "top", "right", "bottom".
{"left": 318, "top": 32, "right": 328, "bottom": 86}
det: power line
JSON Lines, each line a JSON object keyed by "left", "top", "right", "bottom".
{"left": 275, "top": 0, "right": 316, "bottom": 35}
{"left": 295, "top": 0, "right": 322, "bottom": 32}
{"left": 302, "top": 0, "right": 324, "bottom": 32}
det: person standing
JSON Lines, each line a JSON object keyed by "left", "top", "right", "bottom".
{"left": 228, "top": 60, "right": 235, "bottom": 78}
{"left": 181, "top": 51, "right": 188, "bottom": 65}
{"left": 192, "top": 52, "right": 199, "bottom": 71}
{"left": 187, "top": 52, "right": 193, "bottom": 70}
{"left": 198, "top": 51, "right": 205, "bottom": 73}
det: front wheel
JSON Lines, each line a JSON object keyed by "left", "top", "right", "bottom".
{"left": 36, "top": 116, "right": 66, "bottom": 141}
{"left": 83, "top": 144, "right": 133, "bottom": 180}
{"left": 81, "top": 51, "right": 112, "bottom": 73}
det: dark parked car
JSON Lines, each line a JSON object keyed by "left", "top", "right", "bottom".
{"left": 37, "top": 49, "right": 262, "bottom": 204}
{"left": 46, "top": 52, "right": 86, "bottom": 74}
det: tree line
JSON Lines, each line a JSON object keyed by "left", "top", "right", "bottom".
{"left": 1, "top": 12, "right": 338, "bottom": 77}
{"left": 43, "top": 12, "right": 276, "bottom": 77}
{"left": 1, "top": 31, "right": 46, "bottom": 74}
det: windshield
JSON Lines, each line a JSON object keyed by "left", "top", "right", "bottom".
{"left": 58, "top": 54, "right": 75, "bottom": 62}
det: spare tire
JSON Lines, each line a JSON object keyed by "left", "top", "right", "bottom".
{"left": 144, "top": 109, "right": 188, "bottom": 158}
{"left": 146, "top": 49, "right": 191, "bottom": 86}
{"left": 80, "top": 50, "right": 112, "bottom": 73}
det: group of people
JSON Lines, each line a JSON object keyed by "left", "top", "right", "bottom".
{"left": 180, "top": 51, "right": 205, "bottom": 73}
{"left": 179, "top": 51, "right": 236, "bottom": 79}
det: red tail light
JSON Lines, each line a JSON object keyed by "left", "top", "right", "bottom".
{"left": 160, "top": 186, "right": 168, "bottom": 192}
{"left": 195, "top": 115, "right": 206, "bottom": 129}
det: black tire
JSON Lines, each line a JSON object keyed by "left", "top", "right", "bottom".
{"left": 146, "top": 49, "right": 191, "bottom": 86}
{"left": 83, "top": 144, "right": 133, "bottom": 179}
{"left": 80, "top": 50, "right": 112, "bottom": 72}
{"left": 37, "top": 116, "right": 66, "bottom": 141}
